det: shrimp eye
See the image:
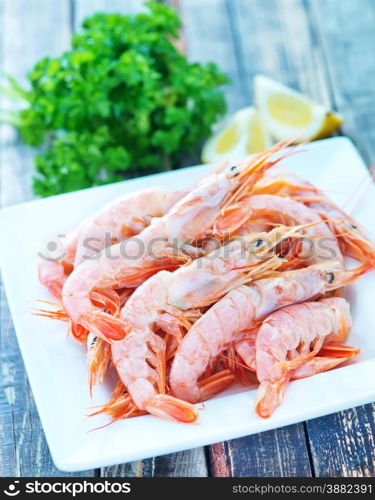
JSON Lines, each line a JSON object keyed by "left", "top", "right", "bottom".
{"left": 346, "top": 221, "right": 357, "bottom": 230}
{"left": 229, "top": 165, "right": 240, "bottom": 177}
{"left": 90, "top": 336, "right": 97, "bottom": 346}
{"left": 326, "top": 272, "right": 335, "bottom": 283}
{"left": 254, "top": 238, "right": 265, "bottom": 249}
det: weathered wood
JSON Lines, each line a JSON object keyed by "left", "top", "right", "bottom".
{"left": 230, "top": 0, "right": 332, "bottom": 105}
{"left": 0, "top": 0, "right": 94, "bottom": 477}
{"left": 74, "top": 0, "right": 147, "bottom": 31}
{"left": 306, "top": 406, "right": 375, "bottom": 477}
{"left": 307, "top": 0, "right": 375, "bottom": 110}
{"left": 100, "top": 449, "right": 208, "bottom": 477}
{"left": 306, "top": 0, "right": 375, "bottom": 162}
{"left": 209, "top": 425, "right": 312, "bottom": 477}
{"left": 1, "top": 0, "right": 72, "bottom": 149}
{"left": 179, "top": 0, "right": 247, "bottom": 113}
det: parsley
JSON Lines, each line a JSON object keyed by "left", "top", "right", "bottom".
{"left": 2, "top": 2, "right": 228, "bottom": 196}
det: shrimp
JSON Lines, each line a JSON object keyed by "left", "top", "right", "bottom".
{"left": 214, "top": 194, "right": 343, "bottom": 266}
{"left": 167, "top": 224, "right": 313, "bottom": 311}
{"left": 111, "top": 271, "right": 199, "bottom": 422}
{"left": 74, "top": 188, "right": 184, "bottom": 266}
{"left": 38, "top": 220, "right": 85, "bottom": 299}
{"left": 62, "top": 143, "right": 294, "bottom": 341}
{"left": 38, "top": 188, "right": 183, "bottom": 299}
{"left": 255, "top": 297, "right": 353, "bottom": 418}
{"left": 170, "top": 262, "right": 367, "bottom": 403}
{"left": 107, "top": 223, "right": 308, "bottom": 419}
{"left": 253, "top": 168, "right": 375, "bottom": 266}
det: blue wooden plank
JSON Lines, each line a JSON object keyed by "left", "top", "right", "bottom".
{"left": 306, "top": 406, "right": 375, "bottom": 477}
{"left": 210, "top": 425, "right": 312, "bottom": 477}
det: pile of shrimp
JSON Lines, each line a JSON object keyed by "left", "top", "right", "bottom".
{"left": 37, "top": 142, "right": 374, "bottom": 423}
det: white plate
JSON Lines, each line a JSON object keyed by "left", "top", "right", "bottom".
{"left": 1, "top": 137, "right": 374, "bottom": 472}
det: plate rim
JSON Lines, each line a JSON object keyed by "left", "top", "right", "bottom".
{"left": 1, "top": 136, "right": 375, "bottom": 472}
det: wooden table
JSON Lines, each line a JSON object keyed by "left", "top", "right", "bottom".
{"left": 1, "top": 0, "right": 374, "bottom": 477}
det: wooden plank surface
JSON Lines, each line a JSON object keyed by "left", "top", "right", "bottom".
{"left": 306, "top": 0, "right": 375, "bottom": 162}
{"left": 178, "top": 0, "right": 247, "bottom": 114}
{"left": 73, "top": 0, "right": 147, "bottom": 31}
{"left": 306, "top": 406, "right": 375, "bottom": 477}
{"left": 209, "top": 425, "right": 312, "bottom": 477}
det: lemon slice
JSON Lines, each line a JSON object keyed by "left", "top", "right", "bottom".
{"left": 254, "top": 75, "right": 343, "bottom": 141}
{"left": 201, "top": 107, "right": 271, "bottom": 163}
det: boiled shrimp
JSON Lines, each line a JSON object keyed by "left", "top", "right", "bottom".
{"left": 74, "top": 188, "right": 184, "bottom": 266}
{"left": 215, "top": 193, "right": 344, "bottom": 266}
{"left": 38, "top": 220, "right": 85, "bottom": 299}
{"left": 111, "top": 271, "right": 198, "bottom": 423}
{"left": 253, "top": 168, "right": 375, "bottom": 266}
{"left": 108, "top": 223, "right": 309, "bottom": 416}
{"left": 255, "top": 297, "right": 354, "bottom": 418}
{"left": 170, "top": 262, "right": 367, "bottom": 403}
{"left": 38, "top": 188, "right": 183, "bottom": 299}
{"left": 62, "top": 143, "right": 293, "bottom": 341}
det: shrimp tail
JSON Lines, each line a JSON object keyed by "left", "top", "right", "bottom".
{"left": 145, "top": 394, "right": 199, "bottom": 423}
{"left": 291, "top": 344, "right": 360, "bottom": 380}
{"left": 44, "top": 281, "right": 64, "bottom": 300}
{"left": 255, "top": 372, "right": 291, "bottom": 419}
{"left": 83, "top": 311, "right": 129, "bottom": 342}
{"left": 70, "top": 322, "right": 90, "bottom": 343}
{"left": 214, "top": 199, "right": 251, "bottom": 235}
{"left": 90, "top": 289, "right": 121, "bottom": 316}
{"left": 197, "top": 369, "right": 235, "bottom": 401}
{"left": 317, "top": 343, "right": 361, "bottom": 358}
{"left": 116, "top": 259, "right": 188, "bottom": 288}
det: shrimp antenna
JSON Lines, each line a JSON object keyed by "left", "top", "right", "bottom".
{"left": 224, "top": 140, "right": 304, "bottom": 208}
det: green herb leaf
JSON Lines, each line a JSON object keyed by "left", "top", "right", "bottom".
{"left": 4, "top": 2, "right": 229, "bottom": 196}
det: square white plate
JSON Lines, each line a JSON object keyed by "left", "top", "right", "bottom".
{"left": 1, "top": 137, "right": 374, "bottom": 472}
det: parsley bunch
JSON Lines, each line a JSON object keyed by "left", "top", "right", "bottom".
{"left": 4, "top": 2, "right": 228, "bottom": 196}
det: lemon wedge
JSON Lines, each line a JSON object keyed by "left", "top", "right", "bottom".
{"left": 254, "top": 75, "right": 343, "bottom": 142}
{"left": 202, "top": 106, "right": 271, "bottom": 163}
